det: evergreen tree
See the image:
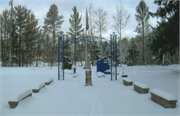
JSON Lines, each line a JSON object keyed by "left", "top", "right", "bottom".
{"left": 11, "top": 18, "right": 18, "bottom": 66}
{"left": 93, "top": 42, "right": 101, "bottom": 62}
{"left": 0, "top": 14, "right": 3, "bottom": 64}
{"left": 44, "top": 3, "right": 64, "bottom": 67}
{"left": 23, "top": 11, "right": 39, "bottom": 66}
{"left": 44, "top": 33, "right": 52, "bottom": 66}
{"left": 125, "top": 38, "right": 139, "bottom": 66}
{"left": 68, "top": 6, "right": 83, "bottom": 66}
{"left": 135, "top": 0, "right": 151, "bottom": 65}
{"left": 149, "top": 0, "right": 179, "bottom": 61}
{"left": 1, "top": 10, "right": 10, "bottom": 66}
{"left": 14, "top": 5, "right": 29, "bottom": 66}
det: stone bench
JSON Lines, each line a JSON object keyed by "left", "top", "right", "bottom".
{"left": 150, "top": 88, "right": 177, "bottom": 108}
{"left": 8, "top": 89, "right": 32, "bottom": 108}
{"left": 45, "top": 78, "right": 53, "bottom": 85}
{"left": 134, "top": 82, "right": 149, "bottom": 94}
{"left": 32, "top": 82, "right": 45, "bottom": 93}
{"left": 123, "top": 78, "right": 133, "bottom": 86}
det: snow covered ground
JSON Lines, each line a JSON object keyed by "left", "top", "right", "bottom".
{"left": 0, "top": 65, "right": 180, "bottom": 116}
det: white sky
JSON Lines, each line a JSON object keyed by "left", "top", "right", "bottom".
{"left": 0, "top": 0, "right": 158, "bottom": 39}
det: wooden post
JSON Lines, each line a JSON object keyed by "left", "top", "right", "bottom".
{"left": 85, "top": 54, "right": 92, "bottom": 86}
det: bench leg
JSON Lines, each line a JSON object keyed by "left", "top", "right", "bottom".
{"left": 8, "top": 101, "right": 18, "bottom": 108}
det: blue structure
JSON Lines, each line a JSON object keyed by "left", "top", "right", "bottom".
{"left": 58, "top": 34, "right": 117, "bottom": 81}
{"left": 97, "top": 60, "right": 109, "bottom": 72}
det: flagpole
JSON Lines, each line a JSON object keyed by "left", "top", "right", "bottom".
{"left": 86, "top": 6, "right": 88, "bottom": 68}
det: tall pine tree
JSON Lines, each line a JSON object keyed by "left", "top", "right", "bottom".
{"left": 125, "top": 38, "right": 139, "bottom": 66}
{"left": 14, "top": 5, "right": 29, "bottom": 66}
{"left": 135, "top": 0, "right": 151, "bottom": 65}
{"left": 68, "top": 6, "right": 83, "bottom": 66}
{"left": 149, "top": 0, "right": 179, "bottom": 61}
{"left": 44, "top": 3, "right": 64, "bottom": 67}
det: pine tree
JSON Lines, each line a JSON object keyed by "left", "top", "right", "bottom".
{"left": 0, "top": 14, "right": 3, "bottom": 65}
{"left": 93, "top": 42, "right": 101, "bottom": 62}
{"left": 135, "top": 0, "right": 151, "bottom": 65}
{"left": 11, "top": 18, "right": 18, "bottom": 66}
{"left": 14, "top": 5, "right": 29, "bottom": 66}
{"left": 1, "top": 9, "right": 10, "bottom": 66}
{"left": 68, "top": 6, "right": 83, "bottom": 66}
{"left": 44, "top": 3, "right": 64, "bottom": 67}
{"left": 125, "top": 38, "right": 139, "bottom": 66}
{"left": 149, "top": 0, "right": 179, "bottom": 62}
{"left": 23, "top": 11, "right": 40, "bottom": 66}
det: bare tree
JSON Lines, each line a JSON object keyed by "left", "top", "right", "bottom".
{"left": 87, "top": 3, "right": 97, "bottom": 64}
{"left": 94, "top": 7, "right": 108, "bottom": 59}
{"left": 112, "top": 2, "right": 130, "bottom": 66}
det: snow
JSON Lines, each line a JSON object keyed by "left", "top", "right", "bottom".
{"left": 123, "top": 78, "right": 133, "bottom": 82}
{"left": 134, "top": 82, "right": 149, "bottom": 88}
{"left": 17, "top": 90, "right": 32, "bottom": 101}
{"left": 1, "top": 65, "right": 180, "bottom": 116}
{"left": 33, "top": 82, "right": 45, "bottom": 89}
{"left": 9, "top": 89, "right": 32, "bottom": 102}
{"left": 97, "top": 72, "right": 104, "bottom": 77}
{"left": 46, "top": 78, "right": 53, "bottom": 82}
{"left": 151, "top": 88, "right": 177, "bottom": 101}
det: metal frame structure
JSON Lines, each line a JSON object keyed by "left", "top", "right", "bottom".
{"left": 58, "top": 34, "right": 117, "bottom": 81}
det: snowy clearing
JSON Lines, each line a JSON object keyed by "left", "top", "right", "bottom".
{"left": 0, "top": 65, "right": 180, "bottom": 116}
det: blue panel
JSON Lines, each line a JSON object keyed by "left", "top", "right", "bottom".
{"left": 97, "top": 60, "right": 108, "bottom": 72}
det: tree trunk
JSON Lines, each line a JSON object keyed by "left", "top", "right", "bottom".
{"left": 120, "top": 28, "right": 122, "bottom": 67}
{"left": 100, "top": 31, "right": 102, "bottom": 60}
{"left": 52, "top": 26, "right": 55, "bottom": 67}
{"left": 19, "top": 26, "right": 22, "bottom": 67}
{"left": 142, "top": 21, "right": 145, "bottom": 65}
{"left": 75, "top": 35, "right": 77, "bottom": 66}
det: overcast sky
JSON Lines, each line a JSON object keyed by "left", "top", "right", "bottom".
{"left": 0, "top": 0, "right": 159, "bottom": 39}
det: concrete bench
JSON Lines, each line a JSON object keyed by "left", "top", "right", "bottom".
{"left": 8, "top": 89, "right": 32, "bottom": 108}
{"left": 45, "top": 78, "right": 53, "bottom": 85}
{"left": 150, "top": 88, "right": 177, "bottom": 108}
{"left": 123, "top": 78, "right": 133, "bottom": 86}
{"left": 134, "top": 82, "right": 149, "bottom": 94}
{"left": 32, "top": 82, "right": 45, "bottom": 93}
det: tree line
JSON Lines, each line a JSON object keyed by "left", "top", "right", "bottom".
{"left": 0, "top": 0, "right": 179, "bottom": 67}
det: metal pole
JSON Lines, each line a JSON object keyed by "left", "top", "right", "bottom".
{"left": 63, "top": 35, "right": 65, "bottom": 80}
{"left": 110, "top": 34, "right": 112, "bottom": 81}
{"left": 58, "top": 36, "right": 60, "bottom": 80}
{"left": 115, "top": 34, "right": 117, "bottom": 80}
